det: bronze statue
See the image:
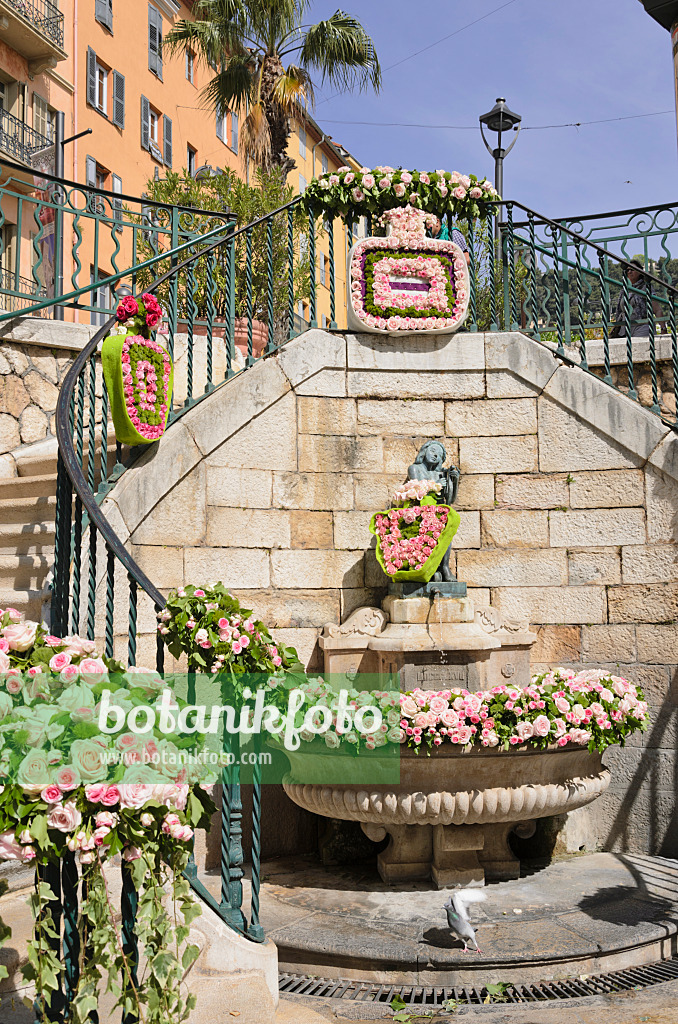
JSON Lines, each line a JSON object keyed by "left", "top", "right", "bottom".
{"left": 407, "top": 440, "right": 460, "bottom": 583}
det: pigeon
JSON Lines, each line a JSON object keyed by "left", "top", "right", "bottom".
{"left": 443, "top": 887, "right": 487, "bottom": 953}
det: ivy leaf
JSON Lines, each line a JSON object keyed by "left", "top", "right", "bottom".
{"left": 181, "top": 943, "right": 200, "bottom": 970}
{"left": 30, "top": 815, "right": 49, "bottom": 847}
{"left": 151, "top": 951, "right": 175, "bottom": 982}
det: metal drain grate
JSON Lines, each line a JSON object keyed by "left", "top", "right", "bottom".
{"left": 279, "top": 956, "right": 678, "bottom": 1004}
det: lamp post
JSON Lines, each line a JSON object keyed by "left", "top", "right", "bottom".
{"left": 479, "top": 97, "right": 522, "bottom": 204}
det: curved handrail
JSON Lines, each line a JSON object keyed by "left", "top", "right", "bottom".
{"left": 54, "top": 193, "right": 305, "bottom": 622}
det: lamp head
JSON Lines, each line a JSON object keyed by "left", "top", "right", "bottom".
{"left": 479, "top": 97, "right": 522, "bottom": 134}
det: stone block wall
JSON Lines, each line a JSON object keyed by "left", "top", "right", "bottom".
{"left": 102, "top": 328, "right": 678, "bottom": 858}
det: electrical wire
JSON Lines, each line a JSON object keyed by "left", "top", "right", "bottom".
{"left": 315, "top": 110, "right": 674, "bottom": 132}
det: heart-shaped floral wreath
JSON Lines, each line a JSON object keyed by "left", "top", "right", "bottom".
{"left": 370, "top": 502, "right": 460, "bottom": 581}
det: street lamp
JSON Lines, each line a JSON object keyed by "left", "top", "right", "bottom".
{"left": 479, "top": 97, "right": 522, "bottom": 200}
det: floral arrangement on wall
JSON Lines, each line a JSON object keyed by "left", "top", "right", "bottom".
{"left": 275, "top": 671, "right": 648, "bottom": 755}
{"left": 370, "top": 476, "right": 460, "bottom": 581}
{"left": 102, "top": 292, "right": 174, "bottom": 446}
{"left": 348, "top": 205, "right": 470, "bottom": 334}
{"left": 301, "top": 166, "right": 499, "bottom": 222}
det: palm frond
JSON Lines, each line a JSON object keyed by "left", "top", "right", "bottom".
{"left": 202, "top": 52, "right": 256, "bottom": 113}
{"left": 164, "top": 0, "right": 248, "bottom": 63}
{"left": 272, "top": 65, "right": 314, "bottom": 112}
{"left": 241, "top": 102, "right": 272, "bottom": 167}
{"left": 299, "top": 10, "right": 381, "bottom": 92}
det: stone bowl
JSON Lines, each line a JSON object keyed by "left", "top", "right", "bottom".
{"left": 282, "top": 744, "right": 611, "bottom": 886}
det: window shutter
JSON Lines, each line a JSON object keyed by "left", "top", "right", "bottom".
{"left": 112, "top": 173, "right": 122, "bottom": 223}
{"left": 112, "top": 70, "right": 125, "bottom": 129}
{"left": 163, "top": 114, "right": 172, "bottom": 167}
{"left": 86, "top": 47, "right": 97, "bottom": 107}
{"left": 95, "top": 0, "right": 112, "bottom": 30}
{"left": 85, "top": 155, "right": 96, "bottom": 186}
{"left": 148, "top": 5, "right": 163, "bottom": 80}
{"left": 230, "top": 112, "right": 238, "bottom": 154}
{"left": 140, "top": 94, "right": 149, "bottom": 150}
{"left": 216, "top": 107, "right": 223, "bottom": 142}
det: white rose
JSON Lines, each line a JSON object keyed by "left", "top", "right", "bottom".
{"left": 58, "top": 682, "right": 96, "bottom": 715}
{"left": 3, "top": 622, "right": 37, "bottom": 651}
{"left": 17, "top": 750, "right": 52, "bottom": 795}
{"left": 47, "top": 799, "right": 82, "bottom": 833}
{"left": 69, "top": 738, "right": 108, "bottom": 783}
{"left": 324, "top": 732, "right": 340, "bottom": 749}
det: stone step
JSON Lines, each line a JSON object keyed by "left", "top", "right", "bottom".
{"left": 0, "top": 587, "right": 46, "bottom": 619}
{"left": 14, "top": 437, "right": 120, "bottom": 479}
{"left": 0, "top": 880, "right": 34, "bottom": 994}
{"left": 0, "top": 496, "right": 56, "bottom": 526}
{"left": 0, "top": 474, "right": 56, "bottom": 499}
{"left": 0, "top": 524, "right": 55, "bottom": 553}
{"left": 0, "top": 554, "right": 53, "bottom": 590}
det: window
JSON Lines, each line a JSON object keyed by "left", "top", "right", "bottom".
{"left": 33, "top": 94, "right": 54, "bottom": 141}
{"left": 163, "top": 114, "right": 172, "bottom": 167}
{"left": 86, "top": 156, "right": 107, "bottom": 213}
{"left": 185, "top": 49, "right": 194, "bottom": 83}
{"left": 319, "top": 254, "right": 326, "bottom": 287}
{"left": 95, "top": 0, "right": 113, "bottom": 31}
{"left": 321, "top": 152, "right": 328, "bottom": 175}
{"left": 112, "top": 173, "right": 122, "bottom": 222}
{"left": 321, "top": 313, "right": 327, "bottom": 328}
{"left": 95, "top": 62, "right": 108, "bottom": 114}
{"left": 298, "top": 126, "right": 306, "bottom": 158}
{"left": 90, "top": 267, "right": 112, "bottom": 327}
{"left": 299, "top": 173, "right": 307, "bottom": 193}
{"left": 148, "top": 4, "right": 163, "bottom": 79}
{"left": 216, "top": 106, "right": 227, "bottom": 146}
{"left": 187, "top": 144, "right": 196, "bottom": 176}
{"left": 148, "top": 107, "right": 158, "bottom": 143}
{"left": 230, "top": 112, "right": 238, "bottom": 154}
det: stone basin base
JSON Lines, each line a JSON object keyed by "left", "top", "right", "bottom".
{"left": 283, "top": 745, "right": 611, "bottom": 887}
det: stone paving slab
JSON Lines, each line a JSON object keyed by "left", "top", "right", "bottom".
{"left": 198, "top": 853, "right": 678, "bottom": 985}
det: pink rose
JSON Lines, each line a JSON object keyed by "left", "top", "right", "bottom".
{"left": 344, "top": 172, "right": 355, "bottom": 184}
{"left": 146, "top": 311, "right": 161, "bottom": 329}
{"left": 56, "top": 765, "right": 80, "bottom": 790}
{"left": 362, "top": 174, "right": 375, "bottom": 188}
{"left": 452, "top": 186, "right": 467, "bottom": 200}
{"left": 47, "top": 799, "right": 82, "bottom": 833}
{"left": 122, "top": 845, "right": 143, "bottom": 861}
{"left": 95, "top": 811, "right": 117, "bottom": 828}
{"left": 63, "top": 635, "right": 97, "bottom": 657}
{"left": 60, "top": 664, "right": 80, "bottom": 683}
{"left": 100, "top": 785, "right": 120, "bottom": 807}
{"left": 79, "top": 658, "right": 107, "bottom": 678}
{"left": 3, "top": 621, "right": 37, "bottom": 651}
{"left": 3, "top": 608, "right": 22, "bottom": 623}
{"left": 118, "top": 784, "right": 153, "bottom": 809}
{"left": 533, "top": 715, "right": 551, "bottom": 738}
{"left": 0, "top": 831, "right": 28, "bottom": 861}
{"left": 49, "top": 651, "right": 72, "bottom": 672}
{"left": 41, "top": 785, "right": 63, "bottom": 803}
{"left": 85, "top": 784, "right": 106, "bottom": 802}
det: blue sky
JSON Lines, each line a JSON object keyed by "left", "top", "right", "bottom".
{"left": 304, "top": 0, "right": 676, "bottom": 219}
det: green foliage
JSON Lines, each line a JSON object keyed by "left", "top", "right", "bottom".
{"left": 484, "top": 982, "right": 513, "bottom": 1003}
{"left": 165, "top": 0, "right": 381, "bottom": 169}
{"left": 131, "top": 167, "right": 310, "bottom": 342}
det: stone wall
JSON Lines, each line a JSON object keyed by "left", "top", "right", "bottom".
{"left": 101, "top": 328, "right": 678, "bottom": 858}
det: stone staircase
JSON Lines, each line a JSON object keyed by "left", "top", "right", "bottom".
{"left": 0, "top": 435, "right": 119, "bottom": 625}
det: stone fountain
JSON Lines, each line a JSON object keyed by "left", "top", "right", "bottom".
{"left": 283, "top": 441, "right": 611, "bottom": 888}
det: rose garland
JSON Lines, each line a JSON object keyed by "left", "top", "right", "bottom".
{"left": 0, "top": 606, "right": 215, "bottom": 1023}
{"left": 301, "top": 166, "right": 499, "bottom": 223}
{"left": 273, "top": 671, "right": 648, "bottom": 755}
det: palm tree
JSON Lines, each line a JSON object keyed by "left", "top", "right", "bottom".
{"left": 166, "top": 0, "right": 381, "bottom": 176}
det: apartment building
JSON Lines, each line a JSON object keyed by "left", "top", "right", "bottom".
{"left": 0, "top": 0, "right": 72, "bottom": 308}
{"left": 0, "top": 1, "right": 364, "bottom": 331}
{"left": 293, "top": 109, "right": 363, "bottom": 331}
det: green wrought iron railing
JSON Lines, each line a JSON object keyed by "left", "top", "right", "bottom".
{"left": 9, "top": 167, "right": 678, "bottom": 1015}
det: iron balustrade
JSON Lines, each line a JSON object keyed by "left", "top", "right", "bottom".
{"left": 4, "top": 0, "right": 65, "bottom": 48}
{"left": 0, "top": 107, "right": 50, "bottom": 165}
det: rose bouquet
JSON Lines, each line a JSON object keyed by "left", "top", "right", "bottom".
{"left": 159, "top": 583, "right": 302, "bottom": 677}
{"left": 301, "top": 167, "right": 499, "bottom": 223}
{"left": 369, "top": 477, "right": 460, "bottom": 581}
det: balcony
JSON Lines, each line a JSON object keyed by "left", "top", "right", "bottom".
{"left": 0, "top": 0, "right": 66, "bottom": 73}
{"left": 0, "top": 106, "right": 50, "bottom": 185}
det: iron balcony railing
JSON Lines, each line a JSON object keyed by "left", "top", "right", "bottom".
{"left": 0, "top": 107, "right": 50, "bottom": 165}
{"left": 4, "top": 0, "right": 65, "bottom": 48}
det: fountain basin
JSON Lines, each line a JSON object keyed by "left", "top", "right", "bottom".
{"left": 283, "top": 744, "right": 610, "bottom": 887}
